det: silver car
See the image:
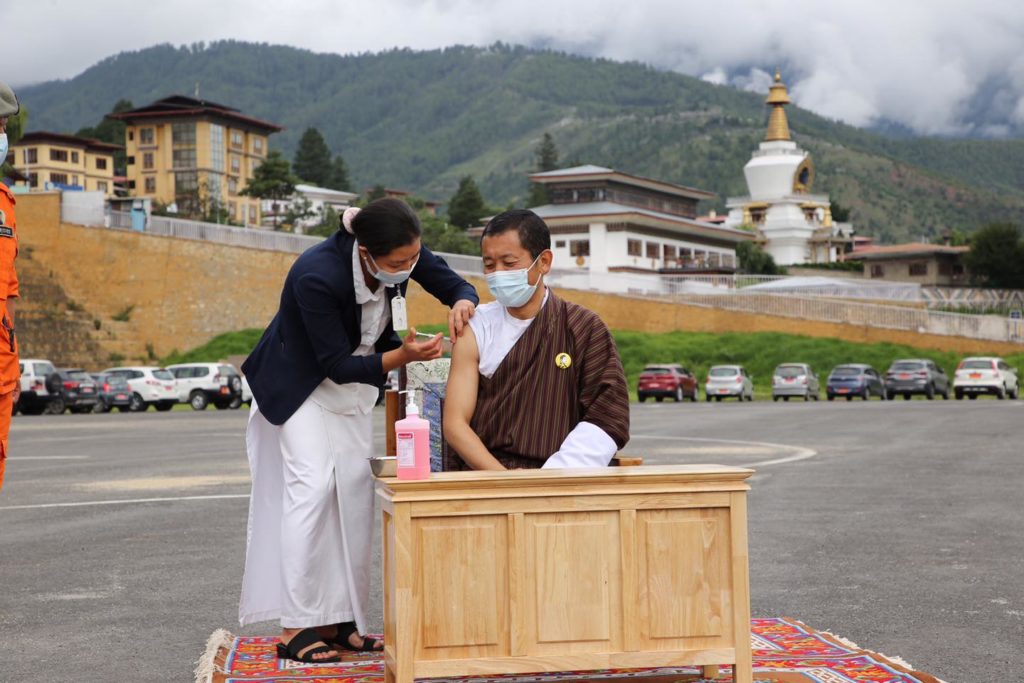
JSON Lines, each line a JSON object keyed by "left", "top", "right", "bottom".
{"left": 705, "top": 365, "right": 754, "bottom": 402}
{"left": 771, "top": 363, "right": 820, "bottom": 402}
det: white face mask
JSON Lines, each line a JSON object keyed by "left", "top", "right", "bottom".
{"left": 485, "top": 254, "right": 543, "bottom": 308}
{"left": 0, "top": 134, "right": 8, "bottom": 166}
{"left": 366, "top": 251, "right": 418, "bottom": 286}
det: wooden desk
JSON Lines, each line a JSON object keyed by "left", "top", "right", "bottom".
{"left": 376, "top": 465, "right": 754, "bottom": 683}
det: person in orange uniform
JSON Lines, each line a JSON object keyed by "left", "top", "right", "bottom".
{"left": 0, "top": 81, "right": 22, "bottom": 491}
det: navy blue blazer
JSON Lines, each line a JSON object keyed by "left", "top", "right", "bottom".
{"left": 242, "top": 230, "right": 479, "bottom": 426}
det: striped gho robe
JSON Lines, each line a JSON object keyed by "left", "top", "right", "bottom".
{"left": 445, "top": 292, "right": 630, "bottom": 470}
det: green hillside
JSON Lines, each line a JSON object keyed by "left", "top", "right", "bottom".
{"left": 19, "top": 41, "right": 1024, "bottom": 243}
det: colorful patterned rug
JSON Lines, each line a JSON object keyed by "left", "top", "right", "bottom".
{"left": 195, "top": 618, "right": 945, "bottom": 683}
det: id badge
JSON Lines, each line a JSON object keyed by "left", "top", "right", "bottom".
{"left": 391, "top": 294, "right": 409, "bottom": 332}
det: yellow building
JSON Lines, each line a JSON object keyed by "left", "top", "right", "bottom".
{"left": 109, "top": 95, "right": 282, "bottom": 224}
{"left": 11, "top": 131, "right": 120, "bottom": 197}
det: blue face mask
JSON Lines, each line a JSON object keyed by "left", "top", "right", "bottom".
{"left": 367, "top": 251, "right": 417, "bottom": 286}
{"left": 0, "top": 135, "right": 7, "bottom": 167}
{"left": 486, "top": 254, "right": 543, "bottom": 308}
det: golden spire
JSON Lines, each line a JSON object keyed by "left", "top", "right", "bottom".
{"left": 764, "top": 69, "right": 792, "bottom": 142}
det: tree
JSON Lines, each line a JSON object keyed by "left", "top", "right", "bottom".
{"left": 829, "top": 200, "right": 850, "bottom": 223}
{"left": 304, "top": 205, "right": 341, "bottom": 238}
{"left": 735, "top": 240, "right": 783, "bottom": 275}
{"left": 326, "top": 154, "right": 351, "bottom": 192}
{"left": 292, "top": 127, "right": 332, "bottom": 186}
{"left": 419, "top": 212, "right": 479, "bottom": 255}
{"left": 527, "top": 132, "right": 559, "bottom": 207}
{"left": 447, "top": 175, "right": 488, "bottom": 229}
{"left": 964, "top": 222, "right": 1024, "bottom": 289}
{"left": 240, "top": 150, "right": 298, "bottom": 228}
{"left": 365, "top": 184, "right": 387, "bottom": 203}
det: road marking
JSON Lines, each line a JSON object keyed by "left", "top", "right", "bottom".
{"left": 7, "top": 456, "right": 90, "bottom": 460}
{"left": 0, "top": 493, "right": 250, "bottom": 511}
{"left": 628, "top": 434, "right": 817, "bottom": 467}
{"left": 77, "top": 474, "right": 251, "bottom": 492}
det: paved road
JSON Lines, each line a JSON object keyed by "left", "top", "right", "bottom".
{"left": 1, "top": 400, "right": 1021, "bottom": 682}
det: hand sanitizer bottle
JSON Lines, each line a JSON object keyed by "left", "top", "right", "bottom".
{"left": 396, "top": 390, "right": 430, "bottom": 480}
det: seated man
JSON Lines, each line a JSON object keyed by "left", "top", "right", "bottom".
{"left": 443, "top": 209, "right": 630, "bottom": 470}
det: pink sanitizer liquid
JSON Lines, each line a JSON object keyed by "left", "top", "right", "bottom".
{"left": 396, "top": 390, "right": 431, "bottom": 480}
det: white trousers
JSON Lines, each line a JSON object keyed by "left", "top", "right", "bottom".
{"left": 238, "top": 392, "right": 375, "bottom": 630}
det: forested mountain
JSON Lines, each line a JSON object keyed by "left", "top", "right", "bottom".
{"left": 18, "top": 41, "right": 1024, "bottom": 243}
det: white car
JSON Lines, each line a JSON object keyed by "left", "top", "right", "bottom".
{"left": 240, "top": 376, "right": 252, "bottom": 407}
{"left": 102, "top": 366, "right": 179, "bottom": 412}
{"left": 16, "top": 358, "right": 57, "bottom": 415}
{"left": 705, "top": 365, "right": 754, "bottom": 402}
{"left": 166, "top": 363, "right": 244, "bottom": 410}
{"left": 953, "top": 357, "right": 1019, "bottom": 400}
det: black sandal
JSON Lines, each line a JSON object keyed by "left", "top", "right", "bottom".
{"left": 276, "top": 627, "right": 343, "bottom": 663}
{"left": 329, "top": 621, "right": 383, "bottom": 652}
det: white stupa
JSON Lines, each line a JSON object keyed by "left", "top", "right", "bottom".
{"left": 724, "top": 71, "right": 852, "bottom": 265}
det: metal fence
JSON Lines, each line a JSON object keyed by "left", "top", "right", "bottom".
{"left": 672, "top": 293, "right": 1024, "bottom": 343}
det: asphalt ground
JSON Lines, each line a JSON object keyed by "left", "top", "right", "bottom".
{"left": 1, "top": 399, "right": 1022, "bottom": 682}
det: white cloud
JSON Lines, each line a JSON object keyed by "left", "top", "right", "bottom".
{"left": 7, "top": 0, "right": 1024, "bottom": 136}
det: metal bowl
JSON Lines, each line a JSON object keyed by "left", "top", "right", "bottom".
{"left": 369, "top": 456, "right": 397, "bottom": 478}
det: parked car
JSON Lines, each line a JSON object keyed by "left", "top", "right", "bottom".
{"left": 638, "top": 364, "right": 699, "bottom": 402}
{"left": 90, "top": 372, "right": 134, "bottom": 413}
{"left": 47, "top": 368, "right": 99, "bottom": 414}
{"left": 884, "top": 359, "right": 950, "bottom": 400}
{"left": 239, "top": 375, "right": 252, "bottom": 407}
{"left": 826, "top": 364, "right": 886, "bottom": 401}
{"left": 705, "top": 365, "right": 754, "bottom": 402}
{"left": 952, "top": 357, "right": 1020, "bottom": 400}
{"left": 771, "top": 363, "right": 820, "bottom": 402}
{"left": 166, "top": 363, "right": 243, "bottom": 410}
{"left": 102, "top": 366, "right": 179, "bottom": 412}
{"left": 15, "top": 358, "right": 58, "bottom": 415}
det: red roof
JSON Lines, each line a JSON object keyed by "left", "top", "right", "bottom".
{"left": 14, "top": 131, "right": 123, "bottom": 152}
{"left": 108, "top": 95, "right": 283, "bottom": 133}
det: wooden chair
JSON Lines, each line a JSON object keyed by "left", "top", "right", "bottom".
{"left": 384, "top": 359, "right": 641, "bottom": 468}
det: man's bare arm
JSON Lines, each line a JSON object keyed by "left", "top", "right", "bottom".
{"left": 443, "top": 326, "right": 506, "bottom": 471}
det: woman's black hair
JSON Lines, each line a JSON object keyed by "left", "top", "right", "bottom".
{"left": 351, "top": 198, "right": 422, "bottom": 257}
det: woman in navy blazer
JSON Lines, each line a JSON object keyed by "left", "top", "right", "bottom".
{"left": 239, "top": 199, "right": 478, "bottom": 663}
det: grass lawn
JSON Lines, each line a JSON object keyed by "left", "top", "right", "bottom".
{"left": 164, "top": 327, "right": 1024, "bottom": 402}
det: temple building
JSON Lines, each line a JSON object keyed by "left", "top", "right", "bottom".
{"left": 723, "top": 71, "right": 852, "bottom": 265}
{"left": 526, "top": 165, "right": 749, "bottom": 278}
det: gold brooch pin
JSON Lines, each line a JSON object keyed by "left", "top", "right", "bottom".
{"left": 555, "top": 352, "right": 572, "bottom": 370}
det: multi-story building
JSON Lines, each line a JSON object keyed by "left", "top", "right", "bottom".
{"left": 11, "top": 132, "right": 121, "bottom": 197}
{"left": 109, "top": 95, "right": 282, "bottom": 224}
{"left": 527, "top": 165, "right": 749, "bottom": 274}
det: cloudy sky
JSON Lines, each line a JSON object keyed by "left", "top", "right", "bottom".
{"left": 9, "top": 0, "right": 1024, "bottom": 136}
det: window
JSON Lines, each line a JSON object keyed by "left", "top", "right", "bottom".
{"left": 228, "top": 177, "right": 238, "bottom": 195}
{"left": 71, "top": 175, "right": 79, "bottom": 186}
{"left": 952, "top": 263, "right": 965, "bottom": 276}
{"left": 249, "top": 205, "right": 257, "bottom": 224}
{"left": 172, "top": 122, "right": 196, "bottom": 146}
{"left": 128, "top": 130, "right": 134, "bottom": 141}
{"left": 97, "top": 181, "right": 108, "bottom": 193}
{"left": 50, "top": 172, "right": 68, "bottom": 184}
{"left": 870, "top": 264, "right": 884, "bottom": 278}
{"left": 555, "top": 240, "right": 566, "bottom": 248}
{"left": 569, "top": 240, "right": 590, "bottom": 257}
{"left": 646, "top": 242, "right": 659, "bottom": 259}
{"left": 144, "top": 177, "right": 156, "bottom": 193}
{"left": 50, "top": 148, "right": 69, "bottom": 162}
{"left": 71, "top": 151, "right": 79, "bottom": 164}
{"left": 231, "top": 131, "right": 243, "bottom": 149}
{"left": 627, "top": 239, "right": 642, "bottom": 256}
{"left": 229, "top": 202, "right": 237, "bottom": 218}
{"left": 909, "top": 262, "right": 928, "bottom": 276}
{"left": 95, "top": 157, "right": 108, "bottom": 170}
{"left": 172, "top": 148, "right": 196, "bottom": 168}
{"left": 209, "top": 124, "right": 225, "bottom": 173}
{"left": 143, "top": 152, "right": 154, "bottom": 170}
{"left": 664, "top": 245, "right": 677, "bottom": 261}
{"left": 253, "top": 137, "right": 264, "bottom": 155}
{"left": 938, "top": 262, "right": 952, "bottom": 276}
{"left": 139, "top": 127, "right": 155, "bottom": 145}
{"left": 127, "top": 155, "right": 135, "bottom": 166}
{"left": 28, "top": 173, "right": 38, "bottom": 188}
{"left": 23, "top": 148, "right": 37, "bottom": 164}
{"left": 231, "top": 155, "right": 241, "bottom": 173}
